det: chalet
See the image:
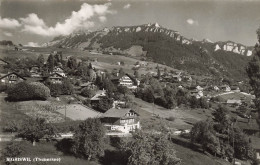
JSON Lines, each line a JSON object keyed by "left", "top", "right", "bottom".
{"left": 51, "top": 67, "right": 66, "bottom": 77}
{"left": 183, "top": 75, "right": 192, "bottom": 82}
{"left": 0, "top": 72, "right": 26, "bottom": 84}
{"left": 196, "top": 86, "right": 204, "bottom": 91}
{"left": 113, "top": 100, "right": 126, "bottom": 108}
{"left": 172, "top": 72, "right": 182, "bottom": 82}
{"left": 111, "top": 74, "right": 139, "bottom": 89}
{"left": 45, "top": 73, "right": 64, "bottom": 84}
{"left": 226, "top": 99, "right": 242, "bottom": 105}
{"left": 80, "top": 82, "right": 95, "bottom": 89}
{"left": 101, "top": 108, "right": 141, "bottom": 133}
{"left": 29, "top": 66, "right": 41, "bottom": 77}
{"left": 231, "top": 85, "right": 240, "bottom": 91}
{"left": 90, "top": 90, "right": 106, "bottom": 103}
{"left": 190, "top": 90, "right": 203, "bottom": 99}
{"left": 213, "top": 86, "right": 220, "bottom": 91}
{"left": 255, "top": 149, "right": 260, "bottom": 164}
{"left": 220, "top": 85, "right": 231, "bottom": 92}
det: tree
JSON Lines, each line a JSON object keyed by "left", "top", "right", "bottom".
{"left": 88, "top": 62, "right": 93, "bottom": 69}
{"left": 189, "top": 96, "right": 199, "bottom": 108}
{"left": 67, "top": 56, "right": 77, "bottom": 70}
{"left": 72, "top": 118, "right": 105, "bottom": 160}
{"left": 117, "top": 85, "right": 129, "bottom": 96}
{"left": 18, "top": 118, "right": 55, "bottom": 146}
{"left": 163, "top": 86, "right": 177, "bottom": 109}
{"left": 157, "top": 65, "right": 161, "bottom": 79}
{"left": 62, "top": 79, "right": 74, "bottom": 95}
{"left": 247, "top": 27, "right": 260, "bottom": 120}
{"left": 81, "top": 87, "right": 96, "bottom": 98}
{"left": 230, "top": 127, "right": 254, "bottom": 160}
{"left": 119, "top": 68, "right": 125, "bottom": 77}
{"left": 95, "top": 96, "right": 113, "bottom": 112}
{"left": 2, "top": 142, "right": 22, "bottom": 165}
{"left": 142, "top": 87, "right": 154, "bottom": 103}
{"left": 134, "top": 70, "right": 140, "bottom": 78}
{"left": 199, "top": 97, "right": 209, "bottom": 109}
{"left": 121, "top": 132, "right": 181, "bottom": 165}
{"left": 46, "top": 54, "right": 54, "bottom": 72}
{"left": 212, "top": 105, "right": 229, "bottom": 123}
{"left": 175, "top": 89, "right": 188, "bottom": 106}
{"left": 88, "top": 69, "right": 96, "bottom": 82}
{"left": 37, "top": 54, "right": 45, "bottom": 68}
{"left": 190, "top": 120, "right": 221, "bottom": 155}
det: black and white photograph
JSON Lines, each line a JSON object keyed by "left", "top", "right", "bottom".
{"left": 0, "top": 0, "right": 260, "bottom": 164}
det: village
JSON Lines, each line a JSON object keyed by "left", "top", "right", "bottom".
{"left": 0, "top": 47, "right": 259, "bottom": 165}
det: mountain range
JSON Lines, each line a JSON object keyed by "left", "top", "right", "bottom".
{"left": 44, "top": 23, "right": 254, "bottom": 80}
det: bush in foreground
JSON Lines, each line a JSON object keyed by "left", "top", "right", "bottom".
{"left": 72, "top": 118, "right": 105, "bottom": 160}
{"left": 7, "top": 82, "right": 50, "bottom": 101}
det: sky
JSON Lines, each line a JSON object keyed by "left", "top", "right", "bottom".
{"left": 0, "top": 0, "right": 260, "bottom": 47}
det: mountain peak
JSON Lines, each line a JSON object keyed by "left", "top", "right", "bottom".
{"left": 145, "top": 22, "right": 161, "bottom": 28}
{"left": 202, "top": 38, "right": 213, "bottom": 43}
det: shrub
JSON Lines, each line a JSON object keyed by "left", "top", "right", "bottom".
{"left": 1, "top": 142, "right": 22, "bottom": 165}
{"left": 0, "top": 84, "right": 8, "bottom": 92}
{"left": 7, "top": 82, "right": 50, "bottom": 101}
{"left": 166, "top": 116, "right": 176, "bottom": 122}
{"left": 47, "top": 80, "right": 74, "bottom": 97}
{"left": 81, "top": 87, "right": 96, "bottom": 98}
{"left": 3, "top": 121, "right": 20, "bottom": 133}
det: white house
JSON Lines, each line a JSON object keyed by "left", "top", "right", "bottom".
{"left": 101, "top": 108, "right": 141, "bottom": 133}
{"left": 220, "top": 85, "right": 231, "bottom": 92}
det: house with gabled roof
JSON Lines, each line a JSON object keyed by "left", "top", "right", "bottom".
{"left": 0, "top": 72, "right": 26, "bottom": 84}
{"left": 220, "top": 85, "right": 231, "bottom": 92}
{"left": 50, "top": 66, "right": 66, "bottom": 77}
{"left": 111, "top": 73, "right": 139, "bottom": 89}
{"left": 29, "top": 65, "right": 41, "bottom": 77}
{"left": 90, "top": 89, "right": 106, "bottom": 104}
{"left": 101, "top": 108, "right": 141, "bottom": 133}
{"left": 43, "top": 72, "right": 64, "bottom": 84}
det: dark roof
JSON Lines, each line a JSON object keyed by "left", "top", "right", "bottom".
{"left": 102, "top": 108, "right": 139, "bottom": 118}
{"left": 111, "top": 73, "right": 138, "bottom": 85}
{"left": 0, "top": 59, "right": 9, "bottom": 64}
{"left": 81, "top": 82, "right": 92, "bottom": 87}
{"left": 49, "top": 72, "right": 64, "bottom": 78}
{"left": 0, "top": 72, "right": 26, "bottom": 80}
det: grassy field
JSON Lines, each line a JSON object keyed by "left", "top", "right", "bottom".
{"left": 132, "top": 97, "right": 214, "bottom": 130}
{"left": 217, "top": 91, "right": 254, "bottom": 102}
{"left": 0, "top": 46, "right": 180, "bottom": 77}
{"left": 172, "top": 140, "right": 231, "bottom": 165}
{"left": 0, "top": 93, "right": 29, "bottom": 134}
{"left": 56, "top": 104, "right": 101, "bottom": 120}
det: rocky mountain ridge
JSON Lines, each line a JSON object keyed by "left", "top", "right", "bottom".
{"left": 44, "top": 23, "right": 253, "bottom": 57}
{"left": 43, "top": 23, "right": 253, "bottom": 80}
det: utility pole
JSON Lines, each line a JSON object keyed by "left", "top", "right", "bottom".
{"left": 232, "top": 117, "right": 238, "bottom": 165}
{"left": 65, "top": 104, "right": 67, "bottom": 121}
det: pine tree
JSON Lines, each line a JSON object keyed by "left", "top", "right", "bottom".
{"left": 157, "top": 64, "right": 161, "bottom": 79}
{"left": 46, "top": 54, "right": 54, "bottom": 72}
{"left": 247, "top": 27, "right": 260, "bottom": 120}
{"left": 37, "top": 54, "right": 45, "bottom": 68}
